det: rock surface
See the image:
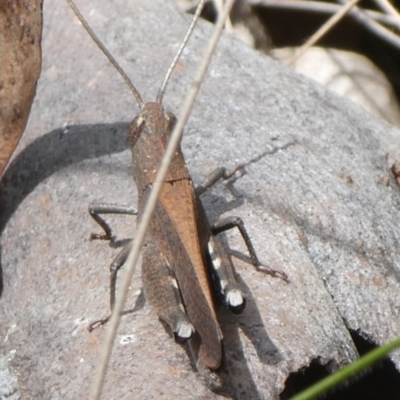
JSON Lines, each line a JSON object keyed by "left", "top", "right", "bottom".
{"left": 1, "top": 0, "right": 400, "bottom": 399}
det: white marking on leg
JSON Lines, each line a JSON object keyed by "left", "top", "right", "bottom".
{"left": 227, "top": 289, "right": 244, "bottom": 307}
{"left": 220, "top": 279, "right": 228, "bottom": 290}
{"left": 213, "top": 256, "right": 221, "bottom": 270}
{"left": 208, "top": 240, "right": 215, "bottom": 257}
{"left": 208, "top": 240, "right": 222, "bottom": 270}
{"left": 177, "top": 322, "right": 195, "bottom": 339}
{"left": 170, "top": 277, "right": 179, "bottom": 289}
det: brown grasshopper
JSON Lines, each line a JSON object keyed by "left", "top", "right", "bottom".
{"left": 66, "top": 0, "right": 287, "bottom": 390}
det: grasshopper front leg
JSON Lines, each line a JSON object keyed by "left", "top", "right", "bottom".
{"left": 89, "top": 202, "right": 137, "bottom": 240}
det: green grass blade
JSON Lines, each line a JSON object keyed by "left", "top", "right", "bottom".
{"left": 289, "top": 336, "right": 400, "bottom": 400}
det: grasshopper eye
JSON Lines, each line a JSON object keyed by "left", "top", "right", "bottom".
{"left": 135, "top": 115, "right": 144, "bottom": 127}
{"left": 128, "top": 115, "right": 145, "bottom": 146}
{"left": 165, "top": 111, "right": 176, "bottom": 128}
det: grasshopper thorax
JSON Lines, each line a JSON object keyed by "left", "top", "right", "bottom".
{"left": 129, "top": 102, "right": 190, "bottom": 195}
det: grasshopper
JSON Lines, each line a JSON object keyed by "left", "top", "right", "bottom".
{"left": 66, "top": 0, "right": 287, "bottom": 391}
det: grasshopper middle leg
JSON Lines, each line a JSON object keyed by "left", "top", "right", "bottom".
{"left": 88, "top": 240, "right": 133, "bottom": 331}
{"left": 87, "top": 202, "right": 137, "bottom": 331}
{"left": 196, "top": 167, "right": 288, "bottom": 314}
{"left": 211, "top": 216, "right": 288, "bottom": 282}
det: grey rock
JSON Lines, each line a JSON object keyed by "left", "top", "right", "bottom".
{"left": 0, "top": 356, "right": 21, "bottom": 400}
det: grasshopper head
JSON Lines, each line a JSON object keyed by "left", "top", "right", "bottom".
{"left": 128, "top": 102, "right": 176, "bottom": 147}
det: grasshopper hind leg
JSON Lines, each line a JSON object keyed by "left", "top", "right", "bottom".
{"left": 142, "top": 238, "right": 195, "bottom": 341}
{"left": 207, "top": 236, "right": 246, "bottom": 314}
{"left": 87, "top": 203, "right": 138, "bottom": 330}
{"left": 88, "top": 238, "right": 194, "bottom": 340}
{"left": 212, "top": 216, "right": 288, "bottom": 282}
{"left": 207, "top": 217, "right": 288, "bottom": 315}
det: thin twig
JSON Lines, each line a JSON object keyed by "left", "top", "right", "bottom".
{"left": 248, "top": 0, "right": 400, "bottom": 31}
{"left": 335, "top": 0, "right": 400, "bottom": 49}
{"left": 372, "top": 0, "right": 400, "bottom": 19}
{"left": 212, "top": 0, "right": 234, "bottom": 31}
{"left": 284, "top": 0, "right": 361, "bottom": 66}
{"left": 157, "top": 0, "right": 206, "bottom": 103}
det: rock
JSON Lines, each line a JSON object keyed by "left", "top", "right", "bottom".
{"left": 273, "top": 46, "right": 400, "bottom": 127}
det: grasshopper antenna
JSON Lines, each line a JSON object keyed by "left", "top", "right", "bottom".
{"left": 66, "top": 0, "right": 206, "bottom": 108}
{"left": 156, "top": 0, "right": 206, "bottom": 104}
{"left": 65, "top": 0, "right": 145, "bottom": 109}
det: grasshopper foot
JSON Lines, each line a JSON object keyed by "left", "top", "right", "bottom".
{"left": 89, "top": 232, "right": 113, "bottom": 241}
{"left": 88, "top": 314, "right": 111, "bottom": 332}
{"left": 255, "top": 262, "right": 289, "bottom": 283}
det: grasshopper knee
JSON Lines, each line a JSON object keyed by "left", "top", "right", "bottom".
{"left": 208, "top": 237, "right": 246, "bottom": 314}
{"left": 220, "top": 279, "right": 246, "bottom": 314}
{"left": 225, "top": 286, "right": 246, "bottom": 314}
{"left": 174, "top": 319, "right": 195, "bottom": 341}
{"left": 142, "top": 248, "right": 196, "bottom": 341}
{"left": 166, "top": 277, "right": 195, "bottom": 340}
